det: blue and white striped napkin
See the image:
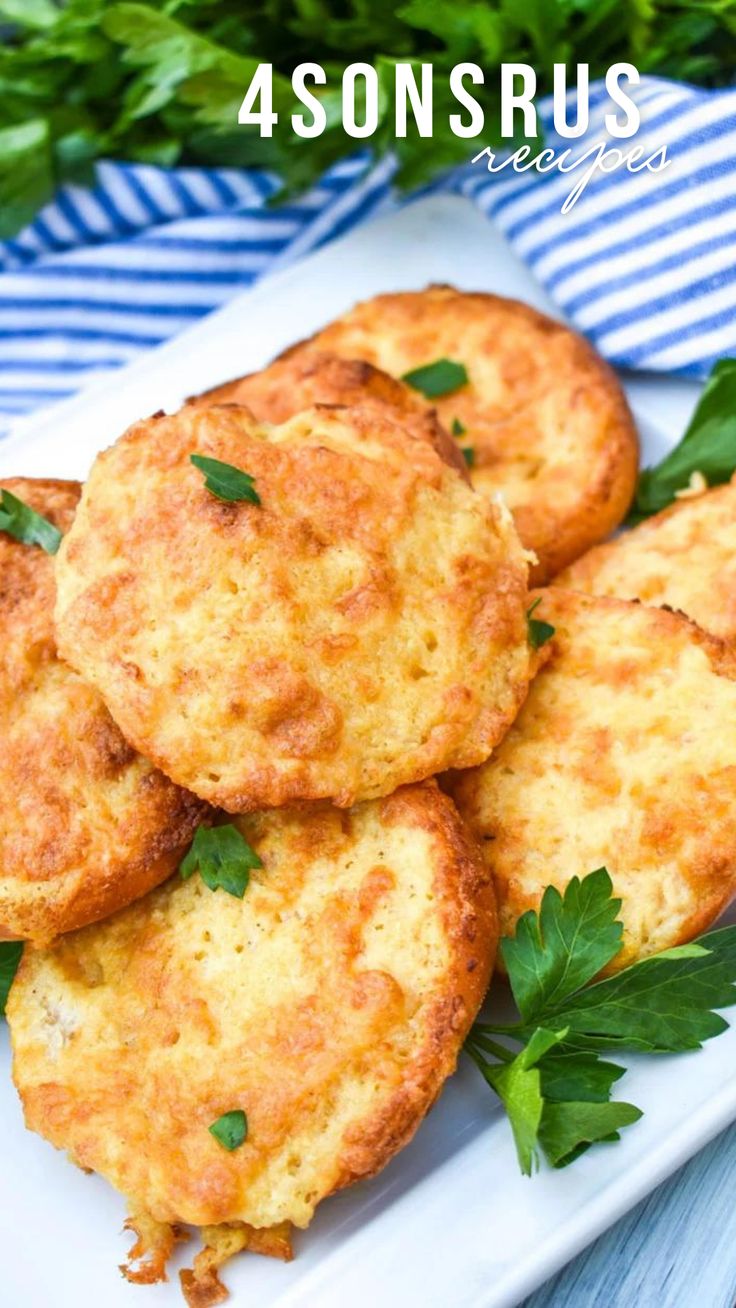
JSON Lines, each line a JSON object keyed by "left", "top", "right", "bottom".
{"left": 1, "top": 75, "right": 734, "bottom": 438}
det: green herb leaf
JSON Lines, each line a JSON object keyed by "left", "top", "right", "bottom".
{"left": 401, "top": 358, "right": 468, "bottom": 399}
{"left": 0, "top": 941, "right": 23, "bottom": 1017}
{"left": 0, "top": 0, "right": 58, "bottom": 29}
{"left": 630, "top": 358, "right": 736, "bottom": 521}
{"left": 470, "top": 1027, "right": 567, "bottom": 1175}
{"left": 209, "top": 1108, "right": 247, "bottom": 1151}
{"left": 539, "top": 1099, "right": 642, "bottom": 1169}
{"left": 180, "top": 824, "right": 262, "bottom": 899}
{"left": 0, "top": 119, "right": 54, "bottom": 242}
{"left": 451, "top": 417, "right": 465, "bottom": 437}
{"left": 538, "top": 1050, "right": 626, "bottom": 1104}
{"left": 502, "top": 868, "right": 624, "bottom": 1024}
{"left": 467, "top": 869, "right": 736, "bottom": 1177}
{"left": 0, "top": 489, "right": 62, "bottom": 554}
{"left": 534, "top": 936, "right": 736, "bottom": 1054}
{"left": 526, "top": 597, "right": 555, "bottom": 651}
{"left": 190, "top": 454, "right": 260, "bottom": 505}
{"left": 461, "top": 446, "right": 475, "bottom": 468}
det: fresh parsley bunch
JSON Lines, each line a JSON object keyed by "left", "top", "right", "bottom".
{"left": 466, "top": 868, "right": 736, "bottom": 1173}
{"left": 1, "top": 0, "right": 735, "bottom": 238}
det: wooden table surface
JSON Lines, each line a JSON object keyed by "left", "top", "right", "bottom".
{"left": 524, "top": 1124, "right": 736, "bottom": 1307}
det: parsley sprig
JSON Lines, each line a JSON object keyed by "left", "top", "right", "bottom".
{"left": 466, "top": 868, "right": 736, "bottom": 1174}
{"left": 629, "top": 357, "right": 736, "bottom": 523}
{"left": 0, "top": 489, "right": 62, "bottom": 554}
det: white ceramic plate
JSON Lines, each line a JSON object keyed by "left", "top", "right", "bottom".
{"left": 0, "top": 195, "right": 729, "bottom": 1308}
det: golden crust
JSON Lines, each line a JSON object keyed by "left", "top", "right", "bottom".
{"left": 191, "top": 349, "right": 469, "bottom": 479}
{"left": 304, "top": 285, "right": 639, "bottom": 582}
{"left": 9, "top": 781, "right": 497, "bottom": 1285}
{"left": 449, "top": 588, "right": 736, "bottom": 970}
{"left": 557, "top": 478, "right": 736, "bottom": 642}
{"left": 54, "top": 403, "right": 533, "bottom": 811}
{"left": 177, "top": 1223, "right": 293, "bottom": 1308}
{"left": 0, "top": 477, "right": 206, "bottom": 944}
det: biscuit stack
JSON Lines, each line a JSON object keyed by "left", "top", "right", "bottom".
{"left": 5, "top": 288, "right": 736, "bottom": 1306}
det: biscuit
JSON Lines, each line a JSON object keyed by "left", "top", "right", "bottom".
{"left": 557, "top": 479, "right": 736, "bottom": 642}
{"left": 54, "top": 402, "right": 533, "bottom": 811}
{"left": 449, "top": 588, "right": 736, "bottom": 970}
{"left": 0, "top": 477, "right": 206, "bottom": 944}
{"left": 9, "top": 781, "right": 496, "bottom": 1302}
{"left": 303, "top": 285, "right": 639, "bottom": 582}
{"left": 192, "top": 349, "right": 469, "bottom": 478}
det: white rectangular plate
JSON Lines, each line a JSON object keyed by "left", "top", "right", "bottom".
{"left": 0, "top": 195, "right": 729, "bottom": 1308}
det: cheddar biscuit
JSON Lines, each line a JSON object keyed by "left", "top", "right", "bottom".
{"left": 303, "top": 285, "right": 639, "bottom": 581}
{"left": 9, "top": 781, "right": 496, "bottom": 1301}
{"left": 558, "top": 478, "right": 736, "bottom": 643}
{"left": 192, "top": 348, "right": 468, "bottom": 477}
{"left": 0, "top": 478, "right": 205, "bottom": 943}
{"left": 55, "top": 403, "right": 533, "bottom": 811}
{"left": 449, "top": 589, "right": 736, "bottom": 970}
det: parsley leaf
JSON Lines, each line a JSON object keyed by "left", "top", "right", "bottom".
{"left": 629, "top": 358, "right": 736, "bottom": 522}
{"left": 525, "top": 597, "right": 555, "bottom": 651}
{"left": 502, "top": 868, "right": 624, "bottom": 1022}
{"left": 0, "top": 489, "right": 62, "bottom": 554}
{"left": 539, "top": 1099, "right": 642, "bottom": 1169}
{"left": 467, "top": 869, "right": 736, "bottom": 1176}
{"left": 538, "top": 1049, "right": 625, "bottom": 1104}
{"left": 0, "top": 941, "right": 23, "bottom": 1016}
{"left": 468, "top": 1027, "right": 566, "bottom": 1175}
{"left": 0, "top": 119, "right": 54, "bottom": 240}
{"left": 190, "top": 454, "right": 260, "bottom": 505}
{"left": 402, "top": 359, "right": 468, "bottom": 399}
{"left": 451, "top": 417, "right": 466, "bottom": 437}
{"left": 180, "top": 824, "right": 262, "bottom": 898}
{"left": 209, "top": 1109, "right": 247, "bottom": 1151}
{"left": 461, "top": 446, "right": 475, "bottom": 468}
{"left": 536, "top": 939, "right": 736, "bottom": 1054}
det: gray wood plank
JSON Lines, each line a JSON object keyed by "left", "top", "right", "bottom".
{"left": 524, "top": 1124, "right": 736, "bottom": 1308}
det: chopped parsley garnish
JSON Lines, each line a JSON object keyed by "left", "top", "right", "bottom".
{"left": 451, "top": 417, "right": 466, "bottom": 437}
{"left": 466, "top": 868, "right": 736, "bottom": 1174}
{"left": 402, "top": 359, "right": 468, "bottom": 399}
{"left": 0, "top": 941, "right": 23, "bottom": 1017}
{"left": 629, "top": 357, "right": 736, "bottom": 523}
{"left": 209, "top": 1109, "right": 248, "bottom": 1151}
{"left": 0, "top": 490, "right": 62, "bottom": 554}
{"left": 526, "top": 597, "right": 555, "bottom": 650}
{"left": 461, "top": 446, "right": 475, "bottom": 468}
{"left": 190, "top": 454, "right": 260, "bottom": 505}
{"left": 180, "top": 824, "right": 262, "bottom": 899}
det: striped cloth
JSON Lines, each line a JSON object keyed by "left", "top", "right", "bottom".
{"left": 1, "top": 75, "right": 734, "bottom": 438}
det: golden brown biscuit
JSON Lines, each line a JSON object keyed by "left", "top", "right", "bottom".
{"left": 449, "top": 588, "right": 736, "bottom": 970}
{"left": 0, "top": 477, "right": 206, "bottom": 944}
{"left": 303, "top": 285, "right": 639, "bottom": 582}
{"left": 9, "top": 781, "right": 496, "bottom": 1302}
{"left": 192, "top": 349, "right": 469, "bottom": 478}
{"left": 557, "top": 478, "right": 736, "bottom": 642}
{"left": 55, "top": 402, "right": 533, "bottom": 812}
